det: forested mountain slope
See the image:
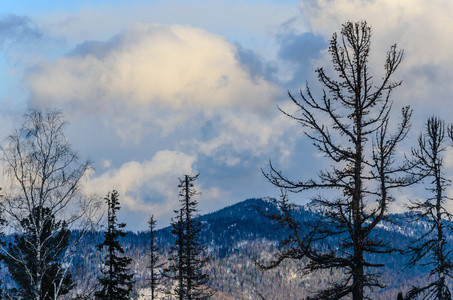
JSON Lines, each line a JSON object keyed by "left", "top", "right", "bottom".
{"left": 2, "top": 198, "right": 448, "bottom": 299}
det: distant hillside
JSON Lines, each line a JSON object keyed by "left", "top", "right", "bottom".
{"left": 2, "top": 197, "right": 451, "bottom": 299}
{"left": 154, "top": 198, "right": 451, "bottom": 299}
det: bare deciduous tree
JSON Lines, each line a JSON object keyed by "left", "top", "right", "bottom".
{"left": 259, "top": 21, "right": 414, "bottom": 300}
{"left": 0, "top": 108, "right": 100, "bottom": 300}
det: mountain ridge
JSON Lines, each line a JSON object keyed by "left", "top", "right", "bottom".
{"left": 1, "top": 197, "right": 448, "bottom": 299}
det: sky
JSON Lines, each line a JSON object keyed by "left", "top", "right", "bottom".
{"left": 0, "top": 0, "right": 452, "bottom": 230}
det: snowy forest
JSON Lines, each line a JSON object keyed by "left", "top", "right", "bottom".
{"left": 0, "top": 20, "right": 453, "bottom": 300}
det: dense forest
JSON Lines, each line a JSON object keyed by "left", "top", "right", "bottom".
{"left": 0, "top": 20, "right": 452, "bottom": 300}
{"left": 0, "top": 197, "right": 448, "bottom": 299}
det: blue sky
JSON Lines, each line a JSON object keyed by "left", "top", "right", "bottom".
{"left": 0, "top": 0, "right": 452, "bottom": 230}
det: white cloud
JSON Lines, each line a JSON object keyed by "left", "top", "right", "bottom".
{"left": 25, "top": 21, "right": 296, "bottom": 173}
{"left": 100, "top": 158, "right": 112, "bottom": 168}
{"left": 6, "top": 0, "right": 452, "bottom": 230}
{"left": 299, "top": 0, "right": 453, "bottom": 105}
{"left": 86, "top": 150, "right": 197, "bottom": 217}
{"left": 193, "top": 105, "right": 296, "bottom": 165}
{"left": 301, "top": 0, "right": 453, "bottom": 63}
{"left": 27, "top": 23, "right": 280, "bottom": 142}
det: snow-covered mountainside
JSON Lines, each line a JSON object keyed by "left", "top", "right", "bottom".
{"left": 154, "top": 198, "right": 451, "bottom": 299}
{"left": 3, "top": 197, "right": 448, "bottom": 299}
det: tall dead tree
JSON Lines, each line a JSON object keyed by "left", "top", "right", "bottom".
{"left": 0, "top": 108, "right": 100, "bottom": 300}
{"left": 404, "top": 117, "right": 453, "bottom": 299}
{"left": 260, "top": 21, "right": 413, "bottom": 299}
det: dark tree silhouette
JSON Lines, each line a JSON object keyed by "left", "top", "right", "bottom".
{"left": 164, "top": 174, "right": 214, "bottom": 299}
{"left": 95, "top": 190, "right": 134, "bottom": 300}
{"left": 148, "top": 215, "right": 162, "bottom": 300}
{"left": 259, "top": 21, "right": 414, "bottom": 300}
{"left": 165, "top": 209, "right": 186, "bottom": 299}
{"left": 404, "top": 117, "right": 453, "bottom": 299}
{"left": 4, "top": 206, "right": 73, "bottom": 299}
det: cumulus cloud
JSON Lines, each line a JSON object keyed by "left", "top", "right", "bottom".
{"left": 192, "top": 106, "right": 295, "bottom": 165}
{"left": 2, "top": 0, "right": 451, "bottom": 230}
{"left": 86, "top": 150, "right": 197, "bottom": 217}
{"left": 301, "top": 0, "right": 453, "bottom": 60}
{"left": 295, "top": 0, "right": 453, "bottom": 210}
{"left": 299, "top": 0, "right": 453, "bottom": 113}
{"left": 26, "top": 22, "right": 297, "bottom": 178}
{"left": 27, "top": 24, "right": 280, "bottom": 139}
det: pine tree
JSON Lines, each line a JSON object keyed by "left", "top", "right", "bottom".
{"left": 164, "top": 174, "right": 214, "bottom": 299}
{"left": 95, "top": 190, "right": 135, "bottom": 300}
{"left": 165, "top": 209, "right": 186, "bottom": 299}
{"left": 148, "top": 215, "right": 162, "bottom": 300}
{"left": 404, "top": 117, "right": 453, "bottom": 299}
{"left": 4, "top": 206, "right": 73, "bottom": 300}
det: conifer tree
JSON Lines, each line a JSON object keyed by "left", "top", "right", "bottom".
{"left": 5, "top": 207, "right": 72, "bottom": 299}
{"left": 165, "top": 209, "right": 186, "bottom": 299}
{"left": 164, "top": 174, "right": 213, "bottom": 299}
{"left": 4, "top": 206, "right": 73, "bottom": 300}
{"left": 95, "top": 190, "right": 135, "bottom": 300}
{"left": 148, "top": 215, "right": 162, "bottom": 300}
{"left": 404, "top": 117, "right": 453, "bottom": 299}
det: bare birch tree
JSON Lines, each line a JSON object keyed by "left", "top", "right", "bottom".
{"left": 259, "top": 21, "right": 414, "bottom": 299}
{"left": 0, "top": 108, "right": 100, "bottom": 300}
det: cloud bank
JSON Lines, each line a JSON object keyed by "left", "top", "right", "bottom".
{"left": 299, "top": 0, "right": 453, "bottom": 117}
{"left": 23, "top": 21, "right": 299, "bottom": 228}
{"left": 2, "top": 0, "right": 451, "bottom": 229}
{"left": 28, "top": 24, "right": 281, "bottom": 141}
{"left": 86, "top": 150, "right": 196, "bottom": 214}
